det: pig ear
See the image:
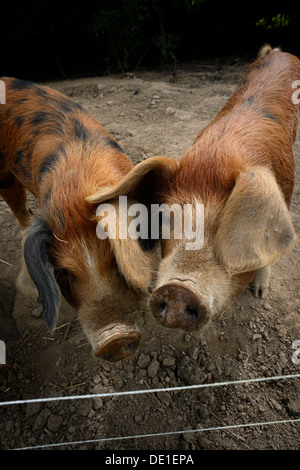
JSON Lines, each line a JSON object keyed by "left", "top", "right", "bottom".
{"left": 97, "top": 198, "right": 159, "bottom": 291}
{"left": 23, "top": 217, "right": 60, "bottom": 330}
{"left": 215, "top": 166, "right": 296, "bottom": 275}
{"left": 110, "top": 237, "right": 159, "bottom": 291}
{"left": 86, "top": 156, "right": 178, "bottom": 204}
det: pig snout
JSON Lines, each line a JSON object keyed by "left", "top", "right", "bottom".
{"left": 150, "top": 283, "right": 209, "bottom": 332}
{"left": 94, "top": 325, "right": 141, "bottom": 362}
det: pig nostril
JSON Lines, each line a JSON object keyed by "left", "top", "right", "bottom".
{"left": 151, "top": 283, "right": 209, "bottom": 331}
{"left": 102, "top": 338, "right": 139, "bottom": 361}
{"left": 128, "top": 338, "right": 139, "bottom": 351}
{"left": 95, "top": 330, "right": 140, "bottom": 362}
{"left": 158, "top": 301, "right": 169, "bottom": 317}
{"left": 185, "top": 304, "right": 199, "bottom": 321}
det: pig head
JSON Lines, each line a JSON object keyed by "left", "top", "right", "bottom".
{"left": 89, "top": 46, "right": 300, "bottom": 333}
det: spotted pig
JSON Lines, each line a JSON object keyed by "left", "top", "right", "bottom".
{"left": 89, "top": 45, "right": 300, "bottom": 333}
{"left": 0, "top": 77, "right": 159, "bottom": 361}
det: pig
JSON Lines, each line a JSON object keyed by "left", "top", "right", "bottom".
{"left": 0, "top": 77, "right": 159, "bottom": 361}
{"left": 88, "top": 45, "right": 300, "bottom": 332}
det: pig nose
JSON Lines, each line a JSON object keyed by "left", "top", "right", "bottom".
{"left": 150, "top": 283, "right": 209, "bottom": 331}
{"left": 95, "top": 326, "right": 140, "bottom": 362}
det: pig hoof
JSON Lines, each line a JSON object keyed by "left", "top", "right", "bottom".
{"left": 251, "top": 266, "right": 271, "bottom": 299}
{"left": 252, "top": 286, "right": 269, "bottom": 299}
{"left": 150, "top": 283, "right": 209, "bottom": 332}
{"left": 95, "top": 329, "right": 140, "bottom": 362}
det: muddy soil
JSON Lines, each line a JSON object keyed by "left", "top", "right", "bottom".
{"left": 0, "top": 57, "right": 300, "bottom": 451}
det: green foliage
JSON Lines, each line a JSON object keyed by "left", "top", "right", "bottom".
{"left": 88, "top": 0, "right": 152, "bottom": 72}
{"left": 185, "top": 0, "right": 208, "bottom": 10}
{"left": 86, "top": 1, "right": 299, "bottom": 73}
{"left": 88, "top": 0, "right": 190, "bottom": 72}
{"left": 1, "top": 0, "right": 300, "bottom": 80}
{"left": 256, "top": 12, "right": 295, "bottom": 30}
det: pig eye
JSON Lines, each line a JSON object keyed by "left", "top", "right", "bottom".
{"left": 54, "top": 268, "right": 79, "bottom": 308}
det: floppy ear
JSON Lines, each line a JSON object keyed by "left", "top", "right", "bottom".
{"left": 215, "top": 166, "right": 296, "bottom": 275}
{"left": 86, "top": 156, "right": 178, "bottom": 205}
{"left": 96, "top": 197, "right": 160, "bottom": 291}
{"left": 87, "top": 156, "right": 178, "bottom": 291}
{"left": 23, "top": 217, "right": 60, "bottom": 330}
{"left": 110, "top": 237, "right": 160, "bottom": 291}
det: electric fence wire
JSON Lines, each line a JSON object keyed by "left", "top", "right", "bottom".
{"left": 0, "top": 372, "right": 299, "bottom": 450}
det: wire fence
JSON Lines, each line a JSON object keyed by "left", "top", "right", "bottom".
{"left": 1, "top": 372, "right": 300, "bottom": 450}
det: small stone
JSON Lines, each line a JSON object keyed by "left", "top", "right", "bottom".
{"left": 161, "top": 393, "right": 172, "bottom": 406}
{"left": 185, "top": 333, "right": 192, "bottom": 343}
{"left": 252, "top": 333, "right": 262, "bottom": 341}
{"left": 264, "top": 302, "right": 272, "bottom": 310}
{"left": 165, "top": 107, "right": 175, "bottom": 115}
{"left": 47, "top": 415, "right": 62, "bottom": 433}
{"left": 79, "top": 401, "right": 91, "bottom": 417}
{"left": 93, "top": 384, "right": 105, "bottom": 395}
{"left": 138, "top": 352, "right": 151, "bottom": 369}
{"left": 162, "top": 357, "right": 176, "bottom": 367}
{"left": 269, "top": 398, "right": 283, "bottom": 411}
{"left": 288, "top": 398, "right": 300, "bottom": 416}
{"left": 279, "top": 351, "right": 288, "bottom": 367}
{"left": 94, "top": 398, "right": 103, "bottom": 410}
{"left": 148, "top": 358, "right": 159, "bottom": 378}
{"left": 174, "top": 110, "right": 192, "bottom": 121}
{"left": 26, "top": 403, "right": 42, "bottom": 418}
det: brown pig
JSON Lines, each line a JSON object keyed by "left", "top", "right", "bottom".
{"left": 89, "top": 45, "right": 300, "bottom": 332}
{"left": 0, "top": 77, "right": 159, "bottom": 361}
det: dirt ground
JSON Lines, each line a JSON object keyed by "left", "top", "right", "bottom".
{"left": 1, "top": 56, "right": 300, "bottom": 451}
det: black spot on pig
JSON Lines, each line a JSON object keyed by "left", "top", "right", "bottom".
{"left": 16, "top": 115, "right": 24, "bottom": 127}
{"left": 39, "top": 152, "right": 60, "bottom": 183}
{"left": 73, "top": 118, "right": 89, "bottom": 140}
{"left": 105, "top": 137, "right": 124, "bottom": 153}
{"left": 10, "top": 78, "right": 35, "bottom": 90}
{"left": 0, "top": 176, "right": 14, "bottom": 189}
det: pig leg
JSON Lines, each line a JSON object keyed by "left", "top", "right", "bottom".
{"left": 0, "top": 174, "right": 37, "bottom": 296}
{"left": 251, "top": 265, "right": 271, "bottom": 298}
{"left": 0, "top": 172, "right": 31, "bottom": 228}
{"left": 16, "top": 256, "right": 38, "bottom": 298}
